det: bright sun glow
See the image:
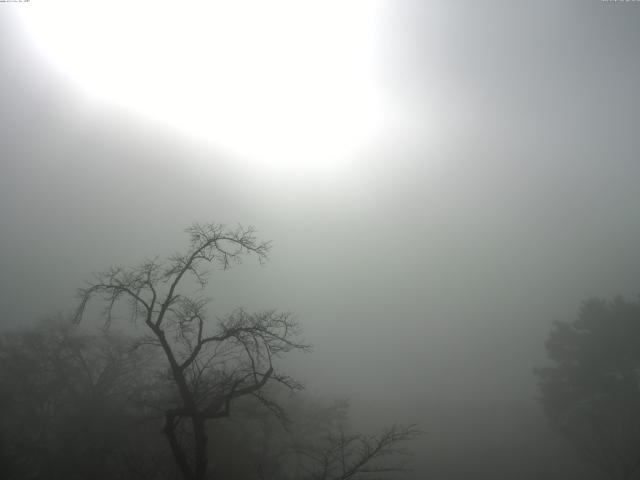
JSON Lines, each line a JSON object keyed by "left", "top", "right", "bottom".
{"left": 18, "top": 0, "right": 388, "bottom": 180}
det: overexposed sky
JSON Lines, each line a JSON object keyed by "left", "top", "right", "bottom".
{"left": 15, "top": 1, "right": 396, "bottom": 182}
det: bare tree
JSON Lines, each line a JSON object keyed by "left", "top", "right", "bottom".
{"left": 200, "top": 391, "right": 422, "bottom": 480}
{"left": 74, "top": 223, "right": 311, "bottom": 480}
{"left": 296, "top": 424, "right": 422, "bottom": 480}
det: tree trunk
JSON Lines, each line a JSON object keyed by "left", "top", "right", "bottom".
{"left": 193, "top": 415, "right": 209, "bottom": 480}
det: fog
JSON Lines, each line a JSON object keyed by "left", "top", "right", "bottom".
{"left": 2, "top": 1, "right": 640, "bottom": 479}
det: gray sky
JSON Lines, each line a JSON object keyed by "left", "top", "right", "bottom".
{"left": 2, "top": 1, "right": 640, "bottom": 477}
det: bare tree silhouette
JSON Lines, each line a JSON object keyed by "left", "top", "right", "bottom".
{"left": 75, "top": 223, "right": 310, "bottom": 480}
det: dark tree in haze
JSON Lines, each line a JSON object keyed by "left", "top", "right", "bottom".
{"left": 0, "top": 319, "right": 169, "bottom": 480}
{"left": 75, "top": 223, "right": 311, "bottom": 480}
{"left": 536, "top": 297, "right": 640, "bottom": 480}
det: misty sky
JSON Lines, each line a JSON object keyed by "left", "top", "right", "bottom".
{"left": 2, "top": 1, "right": 640, "bottom": 477}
